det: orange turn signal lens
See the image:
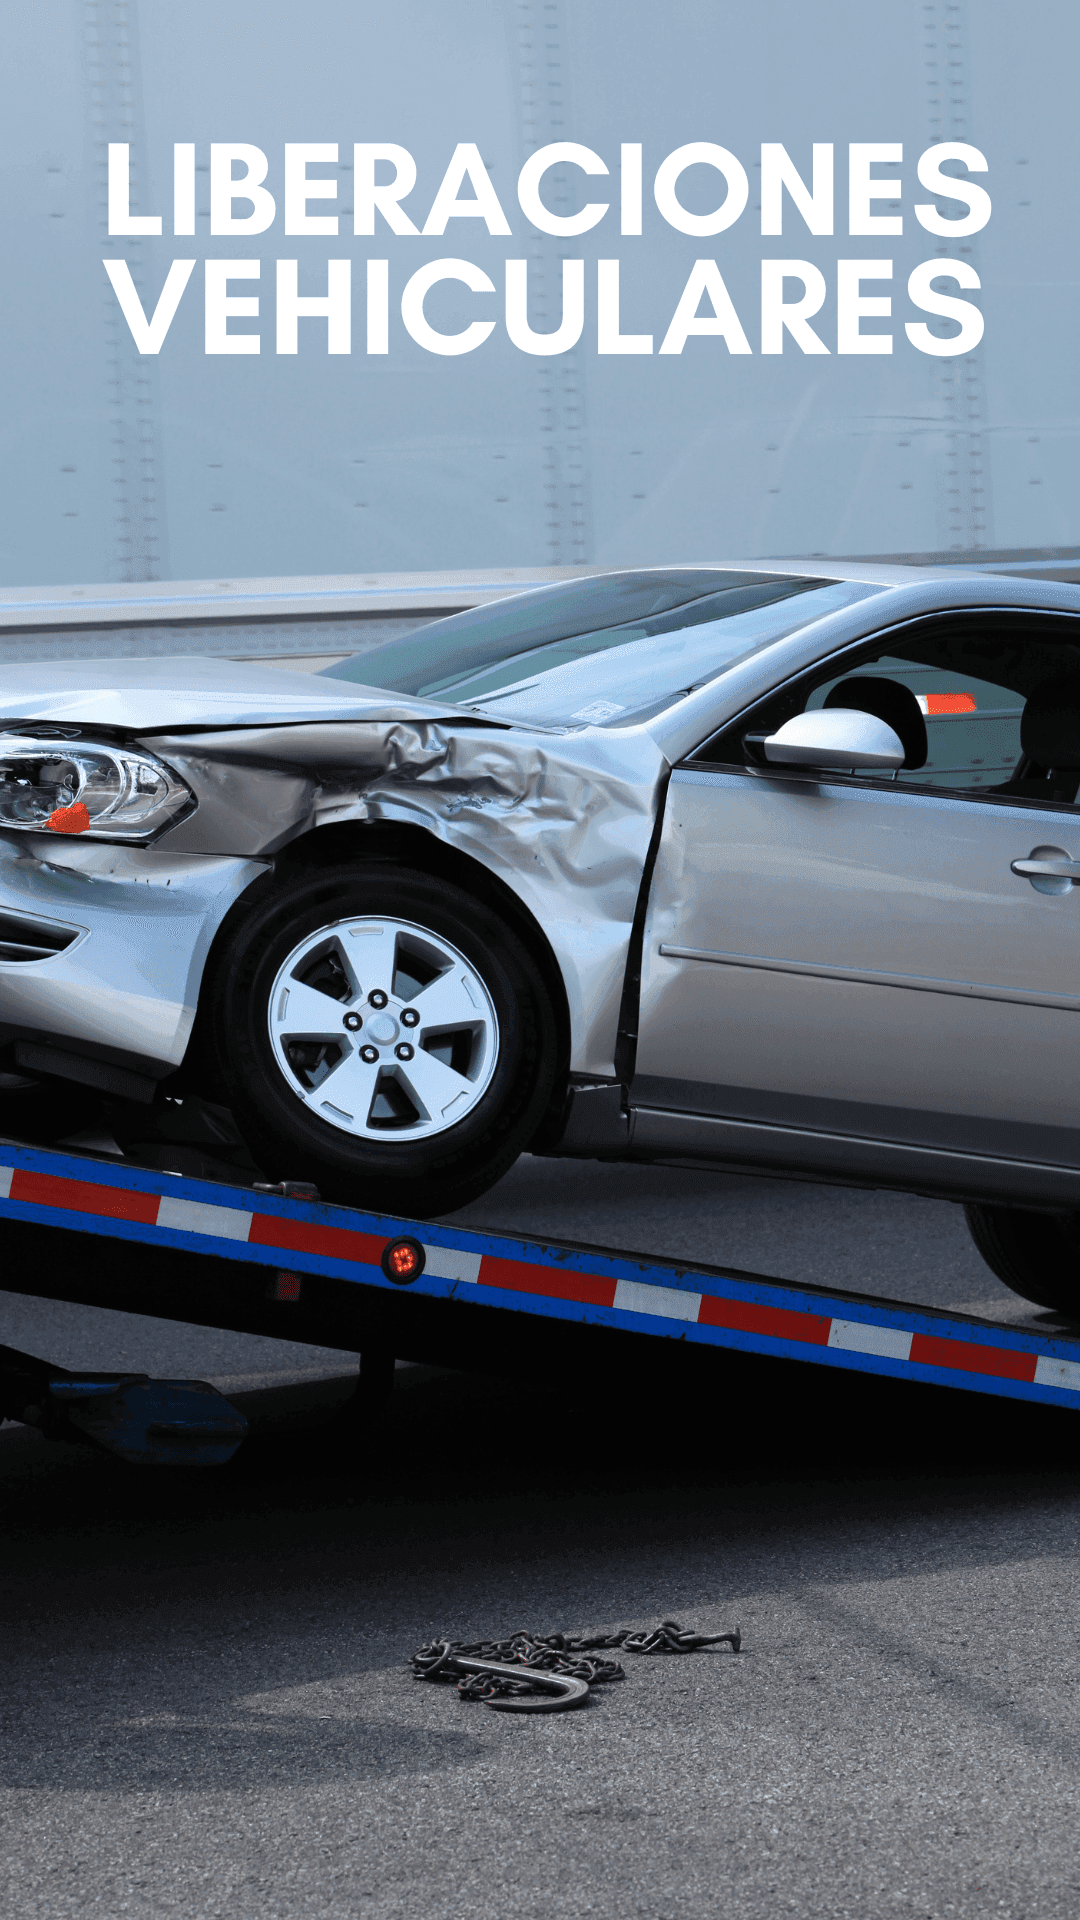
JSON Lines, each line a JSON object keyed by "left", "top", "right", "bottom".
{"left": 47, "top": 802, "right": 91, "bottom": 834}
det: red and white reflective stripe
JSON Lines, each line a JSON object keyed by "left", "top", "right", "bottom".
{"left": 1033, "top": 1354, "right": 1080, "bottom": 1391}
{"left": 157, "top": 1196, "right": 252, "bottom": 1241}
{"left": 4, "top": 1162, "right": 1080, "bottom": 1393}
{"left": 420, "top": 1243, "right": 482, "bottom": 1285}
{"left": 0, "top": 1165, "right": 386, "bottom": 1265}
{"left": 0, "top": 1163, "right": 485, "bottom": 1279}
{"left": 916, "top": 692, "right": 977, "bottom": 716}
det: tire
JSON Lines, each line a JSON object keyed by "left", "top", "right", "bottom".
{"left": 964, "top": 1202, "right": 1080, "bottom": 1314}
{"left": 211, "top": 862, "right": 561, "bottom": 1216}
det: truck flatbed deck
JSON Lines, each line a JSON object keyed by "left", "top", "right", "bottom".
{"left": 2, "top": 1138, "right": 1078, "bottom": 1453}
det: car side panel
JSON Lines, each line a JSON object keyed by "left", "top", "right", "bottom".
{"left": 634, "top": 768, "right": 1080, "bottom": 1168}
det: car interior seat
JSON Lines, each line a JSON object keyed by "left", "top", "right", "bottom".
{"left": 821, "top": 676, "right": 928, "bottom": 770}
{"left": 1003, "top": 675, "right": 1080, "bottom": 805}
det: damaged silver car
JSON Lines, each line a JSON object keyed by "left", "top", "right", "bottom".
{"left": 4, "top": 560, "right": 1080, "bottom": 1311}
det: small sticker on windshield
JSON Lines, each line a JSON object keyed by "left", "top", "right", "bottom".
{"left": 571, "top": 700, "right": 626, "bottom": 723}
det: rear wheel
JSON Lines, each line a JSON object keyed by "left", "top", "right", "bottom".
{"left": 212, "top": 863, "right": 560, "bottom": 1216}
{"left": 964, "top": 1203, "right": 1080, "bottom": 1314}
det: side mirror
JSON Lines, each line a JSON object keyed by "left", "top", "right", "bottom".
{"left": 762, "top": 707, "right": 905, "bottom": 772}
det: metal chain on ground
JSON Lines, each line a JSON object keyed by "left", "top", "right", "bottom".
{"left": 412, "top": 1620, "right": 742, "bottom": 1712}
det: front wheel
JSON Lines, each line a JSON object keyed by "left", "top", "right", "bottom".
{"left": 964, "top": 1202, "right": 1080, "bottom": 1315}
{"left": 212, "top": 863, "right": 561, "bottom": 1216}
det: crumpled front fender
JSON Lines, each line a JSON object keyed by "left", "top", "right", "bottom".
{"left": 152, "top": 720, "right": 670, "bottom": 1077}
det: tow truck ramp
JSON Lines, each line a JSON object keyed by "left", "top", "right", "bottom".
{"left": 1, "top": 1136, "right": 1079, "bottom": 1464}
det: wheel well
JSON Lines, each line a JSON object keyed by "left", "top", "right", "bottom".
{"left": 178, "top": 820, "right": 573, "bottom": 1138}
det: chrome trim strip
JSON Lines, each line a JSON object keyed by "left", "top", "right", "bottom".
{"left": 628, "top": 1105, "right": 1080, "bottom": 1203}
{"left": 657, "top": 943, "right": 1080, "bottom": 1013}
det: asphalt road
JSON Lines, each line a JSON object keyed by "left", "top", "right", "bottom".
{"left": 3, "top": 1156, "right": 1080, "bottom": 1919}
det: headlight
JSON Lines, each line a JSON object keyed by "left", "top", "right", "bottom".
{"left": 0, "top": 736, "right": 194, "bottom": 841}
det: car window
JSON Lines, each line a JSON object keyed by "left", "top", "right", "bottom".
{"left": 805, "top": 655, "right": 1023, "bottom": 791}
{"left": 693, "top": 614, "right": 1080, "bottom": 808}
{"left": 321, "top": 569, "right": 820, "bottom": 696}
{"left": 320, "top": 574, "right": 883, "bottom": 727}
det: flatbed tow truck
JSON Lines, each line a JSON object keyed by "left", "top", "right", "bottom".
{"left": 3, "top": 1131, "right": 1080, "bottom": 1468}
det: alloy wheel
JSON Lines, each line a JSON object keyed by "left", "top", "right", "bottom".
{"left": 267, "top": 914, "right": 500, "bottom": 1142}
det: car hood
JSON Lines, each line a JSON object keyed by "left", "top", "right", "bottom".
{"left": 0, "top": 653, "right": 472, "bottom": 732}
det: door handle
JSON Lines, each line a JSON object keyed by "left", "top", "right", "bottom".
{"left": 1011, "top": 858, "right": 1080, "bottom": 879}
{"left": 1011, "top": 845, "right": 1080, "bottom": 892}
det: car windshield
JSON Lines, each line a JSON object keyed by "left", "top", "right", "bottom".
{"left": 320, "top": 570, "right": 885, "bottom": 726}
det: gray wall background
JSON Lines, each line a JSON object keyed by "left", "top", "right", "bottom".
{"left": 0, "top": 0, "right": 1075, "bottom": 589}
